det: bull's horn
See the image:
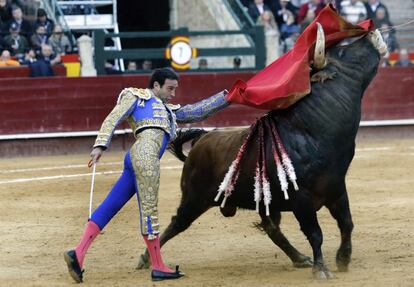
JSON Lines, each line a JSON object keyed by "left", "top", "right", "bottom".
{"left": 314, "top": 22, "right": 326, "bottom": 69}
{"left": 367, "top": 29, "right": 388, "bottom": 57}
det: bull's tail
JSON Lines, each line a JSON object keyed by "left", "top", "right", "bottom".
{"left": 167, "top": 128, "right": 208, "bottom": 162}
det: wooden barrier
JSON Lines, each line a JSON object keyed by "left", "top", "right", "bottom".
{"left": 362, "top": 67, "right": 414, "bottom": 120}
{"left": 0, "top": 68, "right": 413, "bottom": 136}
{"left": 0, "top": 65, "right": 66, "bottom": 78}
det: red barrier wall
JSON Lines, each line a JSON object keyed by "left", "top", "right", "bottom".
{"left": 362, "top": 67, "right": 414, "bottom": 120}
{"left": 0, "top": 68, "right": 413, "bottom": 136}
{"left": 0, "top": 65, "right": 66, "bottom": 78}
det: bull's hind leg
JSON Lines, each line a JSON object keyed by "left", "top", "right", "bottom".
{"left": 137, "top": 197, "right": 210, "bottom": 269}
{"left": 291, "top": 189, "right": 334, "bottom": 279}
{"left": 327, "top": 189, "right": 354, "bottom": 272}
{"left": 259, "top": 212, "right": 312, "bottom": 268}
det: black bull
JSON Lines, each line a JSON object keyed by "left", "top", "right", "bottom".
{"left": 138, "top": 33, "right": 383, "bottom": 279}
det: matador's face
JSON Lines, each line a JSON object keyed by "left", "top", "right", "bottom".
{"left": 154, "top": 79, "right": 179, "bottom": 103}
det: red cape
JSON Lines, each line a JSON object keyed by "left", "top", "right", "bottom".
{"left": 226, "top": 4, "right": 374, "bottom": 110}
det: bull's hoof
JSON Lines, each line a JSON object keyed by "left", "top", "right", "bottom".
{"left": 336, "top": 260, "right": 349, "bottom": 272}
{"left": 136, "top": 254, "right": 150, "bottom": 270}
{"left": 312, "top": 267, "right": 335, "bottom": 280}
{"left": 336, "top": 248, "right": 351, "bottom": 272}
{"left": 293, "top": 256, "right": 313, "bottom": 268}
{"left": 337, "top": 264, "right": 348, "bottom": 272}
{"left": 220, "top": 205, "right": 237, "bottom": 217}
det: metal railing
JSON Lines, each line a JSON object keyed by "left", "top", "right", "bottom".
{"left": 93, "top": 26, "right": 266, "bottom": 75}
{"left": 225, "top": 0, "right": 255, "bottom": 29}
{"left": 41, "top": 0, "right": 75, "bottom": 44}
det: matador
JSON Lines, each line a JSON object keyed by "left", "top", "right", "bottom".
{"left": 64, "top": 68, "right": 229, "bottom": 283}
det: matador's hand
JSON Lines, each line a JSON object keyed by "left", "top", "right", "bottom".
{"left": 88, "top": 147, "right": 104, "bottom": 167}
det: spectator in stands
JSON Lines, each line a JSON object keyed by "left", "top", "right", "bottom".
{"left": 127, "top": 61, "right": 137, "bottom": 71}
{"left": 379, "top": 23, "right": 399, "bottom": 53}
{"left": 0, "top": 49, "right": 19, "bottom": 66}
{"left": 273, "top": 0, "right": 298, "bottom": 29}
{"left": 34, "top": 8, "right": 54, "bottom": 36}
{"left": 280, "top": 10, "right": 300, "bottom": 53}
{"left": 263, "top": 0, "right": 289, "bottom": 23}
{"left": 142, "top": 59, "right": 152, "bottom": 71}
{"left": 395, "top": 49, "right": 413, "bottom": 67}
{"left": 379, "top": 51, "right": 391, "bottom": 67}
{"left": 297, "top": 0, "right": 324, "bottom": 30}
{"left": 248, "top": 0, "right": 272, "bottom": 22}
{"left": 233, "top": 56, "right": 241, "bottom": 69}
{"left": 198, "top": 58, "right": 208, "bottom": 69}
{"left": 30, "top": 25, "right": 48, "bottom": 54}
{"left": 29, "top": 43, "right": 60, "bottom": 77}
{"left": 3, "top": 22, "right": 28, "bottom": 57}
{"left": 364, "top": 0, "right": 389, "bottom": 23}
{"left": 47, "top": 24, "right": 72, "bottom": 55}
{"left": 18, "top": 47, "right": 36, "bottom": 64}
{"left": 257, "top": 10, "right": 279, "bottom": 35}
{"left": 6, "top": 5, "right": 32, "bottom": 37}
{"left": 340, "top": 0, "right": 367, "bottom": 24}
{"left": 104, "top": 61, "right": 122, "bottom": 74}
{"left": 0, "top": 0, "right": 12, "bottom": 24}
{"left": 257, "top": 10, "right": 280, "bottom": 65}
{"left": 18, "top": 0, "right": 39, "bottom": 23}
{"left": 373, "top": 6, "right": 390, "bottom": 28}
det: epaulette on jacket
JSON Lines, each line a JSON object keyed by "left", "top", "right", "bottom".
{"left": 117, "top": 87, "right": 151, "bottom": 104}
{"left": 129, "top": 88, "right": 151, "bottom": 100}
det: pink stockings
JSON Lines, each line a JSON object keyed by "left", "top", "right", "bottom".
{"left": 74, "top": 221, "right": 172, "bottom": 273}
{"left": 144, "top": 235, "right": 173, "bottom": 273}
{"left": 74, "top": 221, "right": 100, "bottom": 268}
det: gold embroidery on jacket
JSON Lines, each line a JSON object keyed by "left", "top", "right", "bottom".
{"left": 133, "top": 118, "right": 171, "bottom": 136}
{"left": 153, "top": 110, "right": 168, "bottom": 118}
{"left": 152, "top": 102, "right": 165, "bottom": 110}
{"left": 94, "top": 91, "right": 137, "bottom": 148}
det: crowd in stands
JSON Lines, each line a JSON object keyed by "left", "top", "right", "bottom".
{"left": 0, "top": 0, "right": 411, "bottom": 75}
{"left": 0, "top": 1, "right": 72, "bottom": 76}
{"left": 241, "top": 0, "right": 412, "bottom": 67}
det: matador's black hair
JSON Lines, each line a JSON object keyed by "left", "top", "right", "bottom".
{"left": 148, "top": 68, "right": 179, "bottom": 88}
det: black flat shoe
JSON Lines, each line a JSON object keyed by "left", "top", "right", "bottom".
{"left": 151, "top": 265, "right": 185, "bottom": 281}
{"left": 64, "top": 250, "right": 84, "bottom": 283}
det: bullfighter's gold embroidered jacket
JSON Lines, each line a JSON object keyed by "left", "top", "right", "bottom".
{"left": 94, "top": 88, "right": 229, "bottom": 148}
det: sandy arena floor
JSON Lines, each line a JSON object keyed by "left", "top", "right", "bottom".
{"left": 0, "top": 137, "right": 413, "bottom": 287}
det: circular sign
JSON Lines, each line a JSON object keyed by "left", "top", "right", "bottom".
{"left": 165, "top": 36, "right": 197, "bottom": 70}
{"left": 170, "top": 41, "right": 192, "bottom": 65}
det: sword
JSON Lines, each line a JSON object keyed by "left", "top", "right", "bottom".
{"left": 89, "top": 163, "right": 97, "bottom": 219}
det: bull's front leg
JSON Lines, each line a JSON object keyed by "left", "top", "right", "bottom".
{"left": 291, "top": 190, "right": 334, "bottom": 279}
{"left": 259, "top": 212, "right": 312, "bottom": 268}
{"left": 327, "top": 189, "right": 354, "bottom": 272}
